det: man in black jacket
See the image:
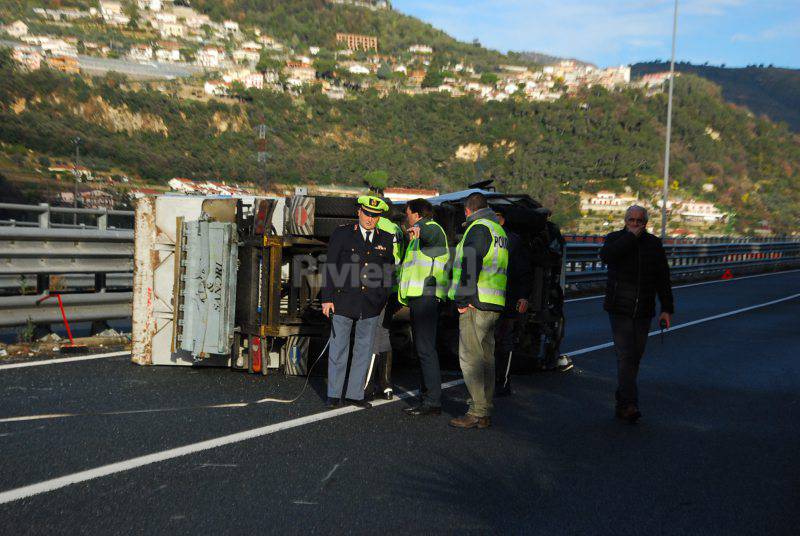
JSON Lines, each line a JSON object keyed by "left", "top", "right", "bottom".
{"left": 493, "top": 208, "right": 532, "bottom": 396}
{"left": 600, "top": 205, "right": 674, "bottom": 423}
{"left": 320, "top": 195, "right": 395, "bottom": 409}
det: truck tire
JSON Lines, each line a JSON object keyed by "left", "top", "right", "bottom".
{"left": 313, "top": 197, "right": 357, "bottom": 218}
{"left": 314, "top": 217, "right": 356, "bottom": 238}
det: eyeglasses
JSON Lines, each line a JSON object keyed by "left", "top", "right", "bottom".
{"left": 626, "top": 218, "right": 645, "bottom": 223}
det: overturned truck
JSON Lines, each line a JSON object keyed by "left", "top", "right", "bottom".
{"left": 131, "top": 186, "right": 565, "bottom": 375}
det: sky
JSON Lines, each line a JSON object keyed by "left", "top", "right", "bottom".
{"left": 392, "top": 0, "right": 800, "bottom": 68}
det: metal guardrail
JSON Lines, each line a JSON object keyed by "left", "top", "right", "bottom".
{"left": 565, "top": 241, "right": 800, "bottom": 284}
{"left": 0, "top": 202, "right": 798, "bottom": 327}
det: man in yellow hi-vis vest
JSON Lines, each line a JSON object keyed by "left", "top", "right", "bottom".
{"left": 447, "top": 192, "right": 508, "bottom": 429}
{"left": 398, "top": 198, "right": 449, "bottom": 416}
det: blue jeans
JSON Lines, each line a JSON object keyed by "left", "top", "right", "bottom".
{"left": 327, "top": 314, "right": 380, "bottom": 400}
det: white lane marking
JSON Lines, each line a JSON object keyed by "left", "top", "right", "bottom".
{"left": 1, "top": 295, "right": 797, "bottom": 505}
{"left": 0, "top": 351, "right": 129, "bottom": 371}
{"left": 566, "top": 292, "right": 800, "bottom": 356}
{"left": 0, "top": 403, "right": 251, "bottom": 424}
{"left": 564, "top": 268, "right": 800, "bottom": 303}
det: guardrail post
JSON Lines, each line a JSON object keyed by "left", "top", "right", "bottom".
{"left": 36, "top": 203, "right": 51, "bottom": 293}
{"left": 98, "top": 210, "right": 108, "bottom": 231}
{"left": 38, "top": 203, "right": 50, "bottom": 229}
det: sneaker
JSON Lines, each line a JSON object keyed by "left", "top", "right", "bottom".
{"left": 383, "top": 387, "right": 394, "bottom": 400}
{"left": 555, "top": 355, "right": 573, "bottom": 372}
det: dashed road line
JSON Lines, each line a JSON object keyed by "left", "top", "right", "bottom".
{"left": 0, "top": 294, "right": 797, "bottom": 505}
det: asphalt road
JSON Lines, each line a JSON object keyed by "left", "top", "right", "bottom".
{"left": 0, "top": 270, "right": 799, "bottom": 534}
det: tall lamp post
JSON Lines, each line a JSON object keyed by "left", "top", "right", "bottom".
{"left": 660, "top": 0, "right": 679, "bottom": 240}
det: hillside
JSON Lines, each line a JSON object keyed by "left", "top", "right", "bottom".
{"left": 2, "top": 46, "right": 799, "bottom": 234}
{"left": 633, "top": 62, "right": 800, "bottom": 132}
{"left": 191, "top": 0, "right": 536, "bottom": 72}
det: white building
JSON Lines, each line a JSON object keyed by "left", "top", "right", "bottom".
{"left": 128, "top": 44, "right": 154, "bottom": 61}
{"left": 408, "top": 44, "right": 433, "bottom": 54}
{"left": 676, "top": 200, "right": 726, "bottom": 222}
{"left": 155, "top": 43, "right": 181, "bottom": 62}
{"left": 99, "top": 1, "right": 129, "bottom": 25}
{"left": 223, "top": 20, "right": 240, "bottom": 35}
{"left": 233, "top": 48, "right": 260, "bottom": 64}
{"left": 2, "top": 20, "right": 28, "bottom": 38}
{"left": 580, "top": 191, "right": 641, "bottom": 213}
{"left": 12, "top": 46, "right": 42, "bottom": 70}
{"left": 195, "top": 47, "right": 225, "bottom": 68}
{"left": 347, "top": 63, "right": 370, "bottom": 75}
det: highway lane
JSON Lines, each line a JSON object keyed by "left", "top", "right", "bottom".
{"left": 0, "top": 271, "right": 798, "bottom": 533}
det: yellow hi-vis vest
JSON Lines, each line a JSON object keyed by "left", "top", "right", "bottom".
{"left": 377, "top": 216, "right": 403, "bottom": 292}
{"left": 398, "top": 220, "right": 450, "bottom": 305}
{"left": 377, "top": 216, "right": 402, "bottom": 264}
{"left": 447, "top": 218, "right": 508, "bottom": 307}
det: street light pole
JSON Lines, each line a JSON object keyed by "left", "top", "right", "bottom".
{"left": 660, "top": 0, "right": 679, "bottom": 240}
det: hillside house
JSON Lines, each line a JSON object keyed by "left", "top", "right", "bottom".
{"left": 2, "top": 21, "right": 28, "bottom": 38}
{"left": 580, "top": 191, "right": 641, "bottom": 214}
{"left": 335, "top": 33, "right": 378, "bottom": 51}
{"left": 12, "top": 46, "right": 42, "bottom": 70}
{"left": 195, "top": 47, "right": 225, "bottom": 68}
{"left": 128, "top": 44, "right": 154, "bottom": 62}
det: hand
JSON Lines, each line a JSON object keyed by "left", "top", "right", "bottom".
{"left": 407, "top": 226, "right": 420, "bottom": 240}
{"left": 322, "top": 302, "right": 335, "bottom": 318}
{"left": 516, "top": 298, "right": 529, "bottom": 313}
{"left": 659, "top": 312, "right": 672, "bottom": 329}
{"left": 457, "top": 306, "right": 469, "bottom": 314}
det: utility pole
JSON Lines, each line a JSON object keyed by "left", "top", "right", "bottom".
{"left": 73, "top": 136, "right": 81, "bottom": 226}
{"left": 660, "top": 0, "right": 679, "bottom": 240}
{"left": 256, "top": 124, "right": 268, "bottom": 194}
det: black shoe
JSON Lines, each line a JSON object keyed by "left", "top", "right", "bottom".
{"left": 404, "top": 404, "right": 442, "bottom": 416}
{"left": 326, "top": 397, "right": 341, "bottom": 408}
{"left": 382, "top": 388, "right": 394, "bottom": 400}
{"left": 345, "top": 398, "right": 372, "bottom": 409}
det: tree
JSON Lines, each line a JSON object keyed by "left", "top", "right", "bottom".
{"left": 421, "top": 69, "right": 443, "bottom": 88}
{"left": 480, "top": 72, "right": 498, "bottom": 85}
{"left": 256, "top": 52, "right": 283, "bottom": 73}
{"left": 364, "top": 170, "right": 389, "bottom": 189}
{"left": 376, "top": 63, "right": 393, "bottom": 80}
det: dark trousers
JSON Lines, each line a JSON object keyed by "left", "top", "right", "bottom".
{"left": 409, "top": 295, "right": 442, "bottom": 408}
{"left": 609, "top": 314, "right": 653, "bottom": 407}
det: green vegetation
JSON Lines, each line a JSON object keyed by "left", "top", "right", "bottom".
{"left": 634, "top": 62, "right": 800, "bottom": 133}
{"left": 1, "top": 47, "right": 799, "bottom": 233}
{"left": 191, "top": 0, "right": 537, "bottom": 72}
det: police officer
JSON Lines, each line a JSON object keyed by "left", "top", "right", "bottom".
{"left": 367, "top": 202, "right": 404, "bottom": 400}
{"left": 320, "top": 195, "right": 395, "bottom": 408}
{"left": 398, "top": 198, "right": 449, "bottom": 416}
{"left": 448, "top": 193, "right": 508, "bottom": 429}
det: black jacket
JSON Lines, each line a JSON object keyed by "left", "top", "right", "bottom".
{"left": 503, "top": 228, "right": 533, "bottom": 316}
{"left": 320, "top": 224, "right": 395, "bottom": 320}
{"left": 600, "top": 228, "right": 674, "bottom": 318}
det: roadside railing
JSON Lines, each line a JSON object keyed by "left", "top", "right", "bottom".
{"left": 0, "top": 203, "right": 798, "bottom": 327}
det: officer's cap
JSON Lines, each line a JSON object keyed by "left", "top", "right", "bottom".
{"left": 357, "top": 195, "right": 389, "bottom": 216}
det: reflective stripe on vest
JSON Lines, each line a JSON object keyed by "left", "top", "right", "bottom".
{"left": 398, "top": 220, "right": 450, "bottom": 305}
{"left": 447, "top": 218, "right": 508, "bottom": 307}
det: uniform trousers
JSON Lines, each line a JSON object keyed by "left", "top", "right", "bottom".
{"left": 327, "top": 314, "right": 379, "bottom": 400}
{"left": 409, "top": 294, "right": 442, "bottom": 408}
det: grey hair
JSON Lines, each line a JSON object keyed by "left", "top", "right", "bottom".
{"left": 625, "top": 205, "right": 649, "bottom": 223}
